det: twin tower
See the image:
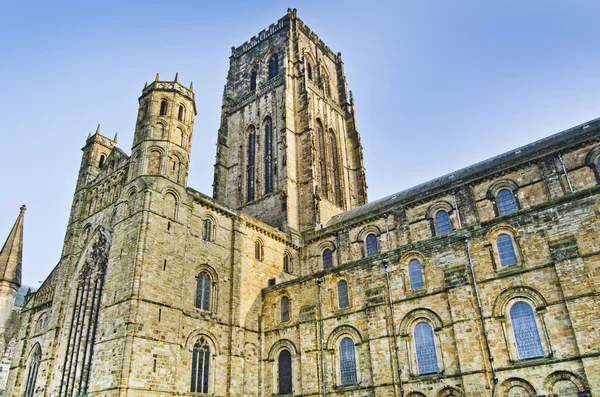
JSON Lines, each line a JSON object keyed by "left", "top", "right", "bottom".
{"left": 80, "top": 8, "right": 368, "bottom": 235}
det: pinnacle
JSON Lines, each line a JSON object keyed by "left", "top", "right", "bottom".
{"left": 0, "top": 205, "right": 26, "bottom": 288}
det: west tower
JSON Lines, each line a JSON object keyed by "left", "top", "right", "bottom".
{"left": 213, "top": 9, "right": 368, "bottom": 233}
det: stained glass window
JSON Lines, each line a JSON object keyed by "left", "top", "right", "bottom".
{"left": 435, "top": 210, "right": 452, "bottom": 235}
{"left": 339, "top": 337, "right": 357, "bottom": 385}
{"left": 281, "top": 297, "right": 289, "bottom": 322}
{"left": 497, "top": 234, "right": 517, "bottom": 266}
{"left": 497, "top": 188, "right": 517, "bottom": 215}
{"left": 510, "top": 302, "right": 544, "bottom": 359}
{"left": 338, "top": 280, "right": 349, "bottom": 308}
{"left": 196, "top": 272, "right": 211, "bottom": 311}
{"left": 190, "top": 337, "right": 210, "bottom": 393}
{"left": 278, "top": 350, "right": 292, "bottom": 394}
{"left": 366, "top": 234, "right": 378, "bottom": 256}
{"left": 414, "top": 322, "right": 439, "bottom": 374}
{"left": 409, "top": 259, "right": 424, "bottom": 289}
{"left": 323, "top": 248, "right": 333, "bottom": 270}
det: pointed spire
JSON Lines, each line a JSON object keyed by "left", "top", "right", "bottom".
{"left": 0, "top": 205, "right": 26, "bottom": 288}
{"left": 189, "top": 81, "right": 193, "bottom": 90}
{"left": 87, "top": 132, "right": 91, "bottom": 140}
{"left": 95, "top": 124, "right": 101, "bottom": 134}
{"left": 143, "top": 82, "right": 148, "bottom": 89}
{"left": 174, "top": 72, "right": 178, "bottom": 83}
{"left": 155, "top": 73, "right": 160, "bottom": 81}
{"left": 113, "top": 132, "right": 118, "bottom": 143}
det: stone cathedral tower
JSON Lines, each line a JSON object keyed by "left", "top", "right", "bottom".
{"left": 213, "top": 8, "right": 368, "bottom": 233}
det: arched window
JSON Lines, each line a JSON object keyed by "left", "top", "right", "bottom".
{"left": 339, "top": 337, "right": 357, "bottom": 386}
{"left": 338, "top": 280, "right": 349, "bottom": 308}
{"left": 178, "top": 105, "right": 184, "bottom": 121}
{"left": 283, "top": 253, "right": 292, "bottom": 273}
{"left": 264, "top": 117, "right": 273, "bottom": 194}
{"left": 250, "top": 69, "right": 257, "bottom": 91}
{"left": 278, "top": 350, "right": 292, "bottom": 394}
{"left": 366, "top": 233, "right": 378, "bottom": 256}
{"left": 281, "top": 296, "right": 289, "bottom": 322}
{"left": 497, "top": 234, "right": 517, "bottom": 266}
{"left": 497, "top": 188, "right": 517, "bottom": 215}
{"left": 322, "top": 248, "right": 333, "bottom": 270}
{"left": 195, "top": 271, "right": 211, "bottom": 311}
{"left": 510, "top": 302, "right": 544, "bottom": 359}
{"left": 190, "top": 337, "right": 210, "bottom": 393}
{"left": 414, "top": 322, "right": 439, "bottom": 374}
{"left": 316, "top": 120, "right": 328, "bottom": 197}
{"left": 435, "top": 210, "right": 452, "bottom": 235}
{"left": 247, "top": 127, "right": 256, "bottom": 202}
{"left": 268, "top": 54, "right": 279, "bottom": 80}
{"left": 160, "top": 99, "right": 168, "bottom": 116}
{"left": 255, "top": 240, "right": 264, "bottom": 261}
{"left": 24, "top": 346, "right": 41, "bottom": 397}
{"left": 307, "top": 62, "right": 313, "bottom": 80}
{"left": 408, "top": 259, "right": 424, "bottom": 289}
{"left": 203, "top": 219, "right": 212, "bottom": 241}
{"left": 99, "top": 154, "right": 106, "bottom": 168}
{"left": 329, "top": 132, "right": 342, "bottom": 206}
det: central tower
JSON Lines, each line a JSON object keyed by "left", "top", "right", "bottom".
{"left": 213, "top": 8, "right": 368, "bottom": 233}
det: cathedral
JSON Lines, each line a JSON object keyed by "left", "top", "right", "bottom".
{"left": 2, "top": 8, "right": 600, "bottom": 397}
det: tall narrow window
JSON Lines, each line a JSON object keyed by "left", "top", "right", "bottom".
{"left": 268, "top": 54, "right": 279, "bottom": 80}
{"left": 307, "top": 62, "right": 313, "bottom": 80}
{"left": 160, "top": 99, "right": 168, "bottom": 116}
{"left": 339, "top": 337, "right": 357, "bottom": 386}
{"left": 202, "top": 219, "right": 212, "bottom": 241}
{"left": 247, "top": 127, "right": 256, "bottom": 202}
{"left": 98, "top": 154, "right": 106, "bottom": 168}
{"left": 24, "top": 346, "right": 41, "bottom": 397}
{"left": 497, "top": 188, "right": 517, "bottom": 215}
{"left": 196, "top": 271, "right": 211, "bottom": 311}
{"left": 322, "top": 248, "right": 333, "bottom": 270}
{"left": 264, "top": 117, "right": 273, "bottom": 194}
{"left": 510, "top": 302, "right": 544, "bottom": 359}
{"left": 255, "top": 240, "right": 264, "bottom": 261}
{"left": 414, "top": 322, "right": 439, "bottom": 374}
{"left": 497, "top": 234, "right": 517, "bottom": 266}
{"left": 250, "top": 69, "right": 257, "bottom": 91}
{"left": 283, "top": 253, "right": 292, "bottom": 273}
{"left": 316, "top": 121, "right": 328, "bottom": 198}
{"left": 329, "top": 132, "right": 342, "bottom": 206}
{"left": 366, "top": 234, "right": 378, "bottom": 256}
{"left": 409, "top": 259, "right": 424, "bottom": 289}
{"left": 190, "top": 337, "right": 210, "bottom": 393}
{"left": 281, "top": 296, "right": 289, "bottom": 322}
{"left": 59, "top": 233, "right": 109, "bottom": 397}
{"left": 435, "top": 210, "right": 452, "bottom": 235}
{"left": 278, "top": 350, "right": 292, "bottom": 394}
{"left": 338, "top": 280, "right": 349, "bottom": 308}
{"left": 178, "top": 105, "right": 184, "bottom": 121}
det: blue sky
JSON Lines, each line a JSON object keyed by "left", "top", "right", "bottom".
{"left": 1, "top": 1, "right": 599, "bottom": 287}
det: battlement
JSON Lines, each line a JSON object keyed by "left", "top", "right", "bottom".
{"left": 231, "top": 9, "right": 341, "bottom": 64}
{"left": 84, "top": 125, "right": 117, "bottom": 149}
{"left": 232, "top": 12, "right": 290, "bottom": 58}
{"left": 141, "top": 75, "right": 195, "bottom": 102}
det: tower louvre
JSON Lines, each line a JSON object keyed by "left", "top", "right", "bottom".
{"left": 213, "top": 8, "right": 368, "bottom": 233}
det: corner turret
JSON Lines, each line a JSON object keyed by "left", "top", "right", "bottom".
{"left": 131, "top": 73, "right": 196, "bottom": 185}
{"left": 76, "top": 125, "right": 118, "bottom": 192}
